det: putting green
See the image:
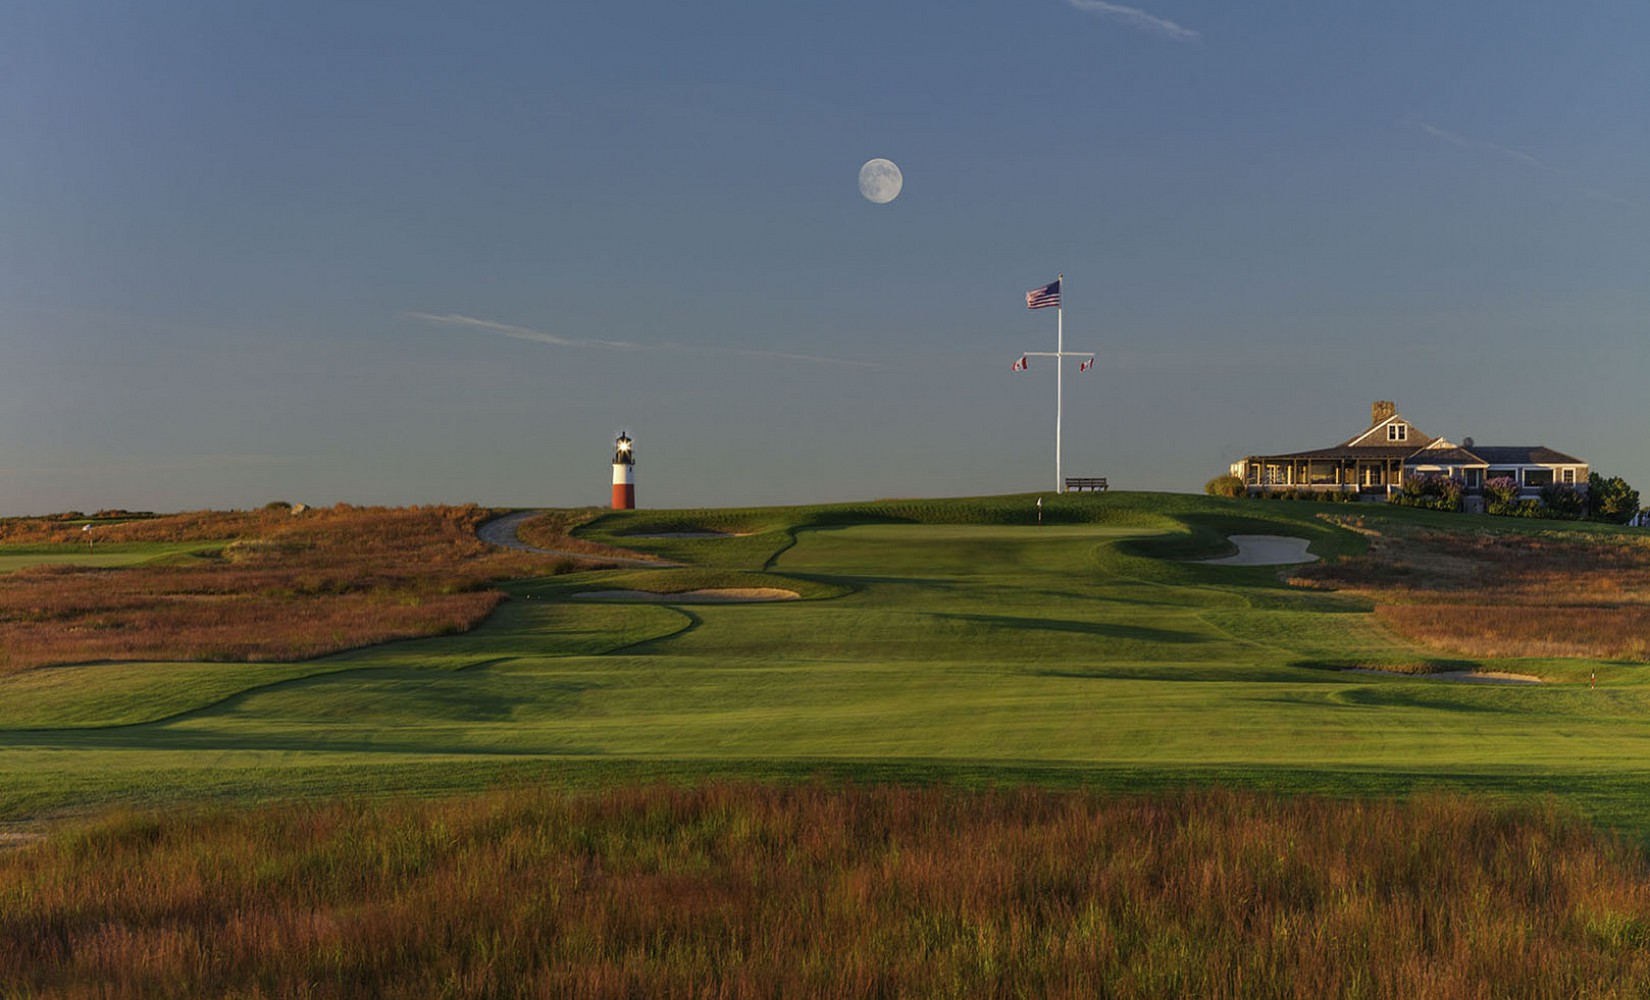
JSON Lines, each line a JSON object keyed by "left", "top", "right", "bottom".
{"left": 5, "top": 493, "right": 1650, "bottom": 834}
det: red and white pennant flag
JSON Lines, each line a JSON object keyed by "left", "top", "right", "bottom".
{"left": 1079, "top": 356, "right": 1094, "bottom": 373}
{"left": 1011, "top": 355, "right": 1028, "bottom": 372}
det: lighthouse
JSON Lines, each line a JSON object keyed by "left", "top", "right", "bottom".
{"left": 611, "top": 432, "right": 636, "bottom": 510}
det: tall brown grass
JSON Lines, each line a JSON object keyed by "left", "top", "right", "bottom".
{"left": 3, "top": 784, "right": 1648, "bottom": 998}
{"left": 515, "top": 507, "right": 662, "bottom": 560}
{"left": 1294, "top": 522, "right": 1650, "bottom": 661}
{"left": 0, "top": 506, "right": 585, "bottom": 674}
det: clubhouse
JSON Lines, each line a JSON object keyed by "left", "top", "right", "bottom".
{"left": 1229, "top": 401, "right": 1589, "bottom": 508}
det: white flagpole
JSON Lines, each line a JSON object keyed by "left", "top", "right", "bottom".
{"left": 1055, "top": 273, "right": 1064, "bottom": 493}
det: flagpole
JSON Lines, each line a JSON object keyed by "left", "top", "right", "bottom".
{"left": 1055, "top": 273, "right": 1064, "bottom": 493}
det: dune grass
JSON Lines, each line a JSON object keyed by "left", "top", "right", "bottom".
{"left": 1293, "top": 516, "right": 1650, "bottom": 661}
{"left": 7, "top": 783, "right": 1650, "bottom": 999}
{"left": 0, "top": 505, "right": 580, "bottom": 674}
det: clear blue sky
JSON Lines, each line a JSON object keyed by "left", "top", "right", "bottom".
{"left": 3, "top": 1, "right": 1646, "bottom": 513}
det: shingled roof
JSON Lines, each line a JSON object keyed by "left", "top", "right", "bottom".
{"left": 1407, "top": 446, "right": 1485, "bottom": 465}
{"left": 1470, "top": 446, "right": 1585, "bottom": 466}
{"left": 1255, "top": 445, "right": 1418, "bottom": 461}
{"left": 1238, "top": 404, "right": 1588, "bottom": 469}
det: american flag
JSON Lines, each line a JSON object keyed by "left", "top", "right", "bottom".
{"left": 1026, "top": 279, "right": 1061, "bottom": 310}
{"left": 1079, "top": 356, "right": 1094, "bottom": 373}
{"left": 1011, "top": 355, "right": 1028, "bottom": 372}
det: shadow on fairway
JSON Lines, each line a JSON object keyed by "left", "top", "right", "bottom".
{"left": 928, "top": 612, "right": 1211, "bottom": 644}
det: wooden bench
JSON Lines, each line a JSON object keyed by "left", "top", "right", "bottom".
{"left": 1064, "top": 477, "right": 1108, "bottom": 493}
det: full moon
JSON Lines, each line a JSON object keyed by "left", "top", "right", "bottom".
{"left": 858, "top": 158, "right": 903, "bottom": 204}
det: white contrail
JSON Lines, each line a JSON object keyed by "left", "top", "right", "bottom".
{"left": 408, "top": 312, "right": 884, "bottom": 370}
{"left": 405, "top": 312, "right": 641, "bottom": 350}
{"left": 1410, "top": 121, "right": 1550, "bottom": 170}
{"left": 1065, "top": 0, "right": 1199, "bottom": 41}
{"left": 1407, "top": 120, "right": 1643, "bottom": 210}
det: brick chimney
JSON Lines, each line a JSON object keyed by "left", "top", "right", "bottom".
{"left": 1371, "top": 400, "right": 1397, "bottom": 426}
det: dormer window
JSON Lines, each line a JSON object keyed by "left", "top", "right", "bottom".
{"left": 1387, "top": 423, "right": 1407, "bottom": 442}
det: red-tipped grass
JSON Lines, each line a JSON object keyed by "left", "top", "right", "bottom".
{"left": 4, "top": 784, "right": 1650, "bottom": 998}
{"left": 1294, "top": 523, "right": 1650, "bottom": 661}
{"left": 514, "top": 508, "right": 656, "bottom": 560}
{"left": 0, "top": 506, "right": 581, "bottom": 673}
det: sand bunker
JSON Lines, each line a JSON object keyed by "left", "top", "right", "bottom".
{"left": 1342, "top": 668, "right": 1543, "bottom": 685}
{"left": 575, "top": 588, "right": 799, "bottom": 603}
{"left": 1197, "top": 535, "right": 1318, "bottom": 566}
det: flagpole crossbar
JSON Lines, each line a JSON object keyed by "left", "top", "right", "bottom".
{"left": 1013, "top": 273, "right": 1099, "bottom": 493}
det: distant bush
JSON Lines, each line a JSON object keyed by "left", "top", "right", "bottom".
{"left": 1589, "top": 473, "right": 1641, "bottom": 525}
{"left": 1391, "top": 474, "right": 1463, "bottom": 512}
{"left": 1538, "top": 484, "right": 1585, "bottom": 520}
{"left": 1254, "top": 488, "right": 1359, "bottom": 504}
{"left": 1484, "top": 477, "right": 1523, "bottom": 516}
{"left": 263, "top": 501, "right": 292, "bottom": 511}
{"left": 1499, "top": 500, "right": 1545, "bottom": 518}
{"left": 1204, "top": 474, "right": 1246, "bottom": 498}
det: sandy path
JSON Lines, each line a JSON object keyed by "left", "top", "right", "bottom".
{"left": 1197, "top": 535, "right": 1318, "bottom": 566}
{"left": 476, "top": 511, "right": 680, "bottom": 567}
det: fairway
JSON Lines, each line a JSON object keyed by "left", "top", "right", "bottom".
{"left": 0, "top": 541, "right": 220, "bottom": 574}
{"left": 5, "top": 493, "right": 1650, "bottom": 833}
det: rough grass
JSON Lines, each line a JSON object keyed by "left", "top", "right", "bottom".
{"left": 0, "top": 506, "right": 580, "bottom": 674}
{"left": 1293, "top": 516, "right": 1650, "bottom": 661}
{"left": 513, "top": 507, "right": 661, "bottom": 560}
{"left": 5, "top": 783, "right": 1650, "bottom": 999}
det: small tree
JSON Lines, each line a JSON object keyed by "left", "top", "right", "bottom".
{"left": 1205, "top": 474, "right": 1246, "bottom": 498}
{"left": 1588, "top": 473, "right": 1641, "bottom": 524}
{"left": 1539, "top": 483, "right": 1584, "bottom": 519}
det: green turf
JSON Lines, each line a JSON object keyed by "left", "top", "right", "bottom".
{"left": 6, "top": 492, "right": 1650, "bottom": 836}
{"left": 0, "top": 541, "right": 223, "bottom": 573}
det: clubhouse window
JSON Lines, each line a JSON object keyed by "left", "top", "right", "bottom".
{"left": 1387, "top": 423, "right": 1407, "bottom": 441}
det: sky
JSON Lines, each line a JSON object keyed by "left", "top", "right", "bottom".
{"left": 2, "top": 0, "right": 1647, "bottom": 514}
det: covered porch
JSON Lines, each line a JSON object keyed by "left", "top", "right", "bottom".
{"left": 1238, "top": 453, "right": 1407, "bottom": 496}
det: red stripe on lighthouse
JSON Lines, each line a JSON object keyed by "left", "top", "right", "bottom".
{"left": 612, "top": 459, "right": 635, "bottom": 510}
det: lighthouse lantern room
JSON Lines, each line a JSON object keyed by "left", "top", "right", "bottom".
{"left": 611, "top": 432, "right": 636, "bottom": 510}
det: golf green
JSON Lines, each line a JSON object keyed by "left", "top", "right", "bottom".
{"left": 5, "top": 493, "right": 1649, "bottom": 834}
